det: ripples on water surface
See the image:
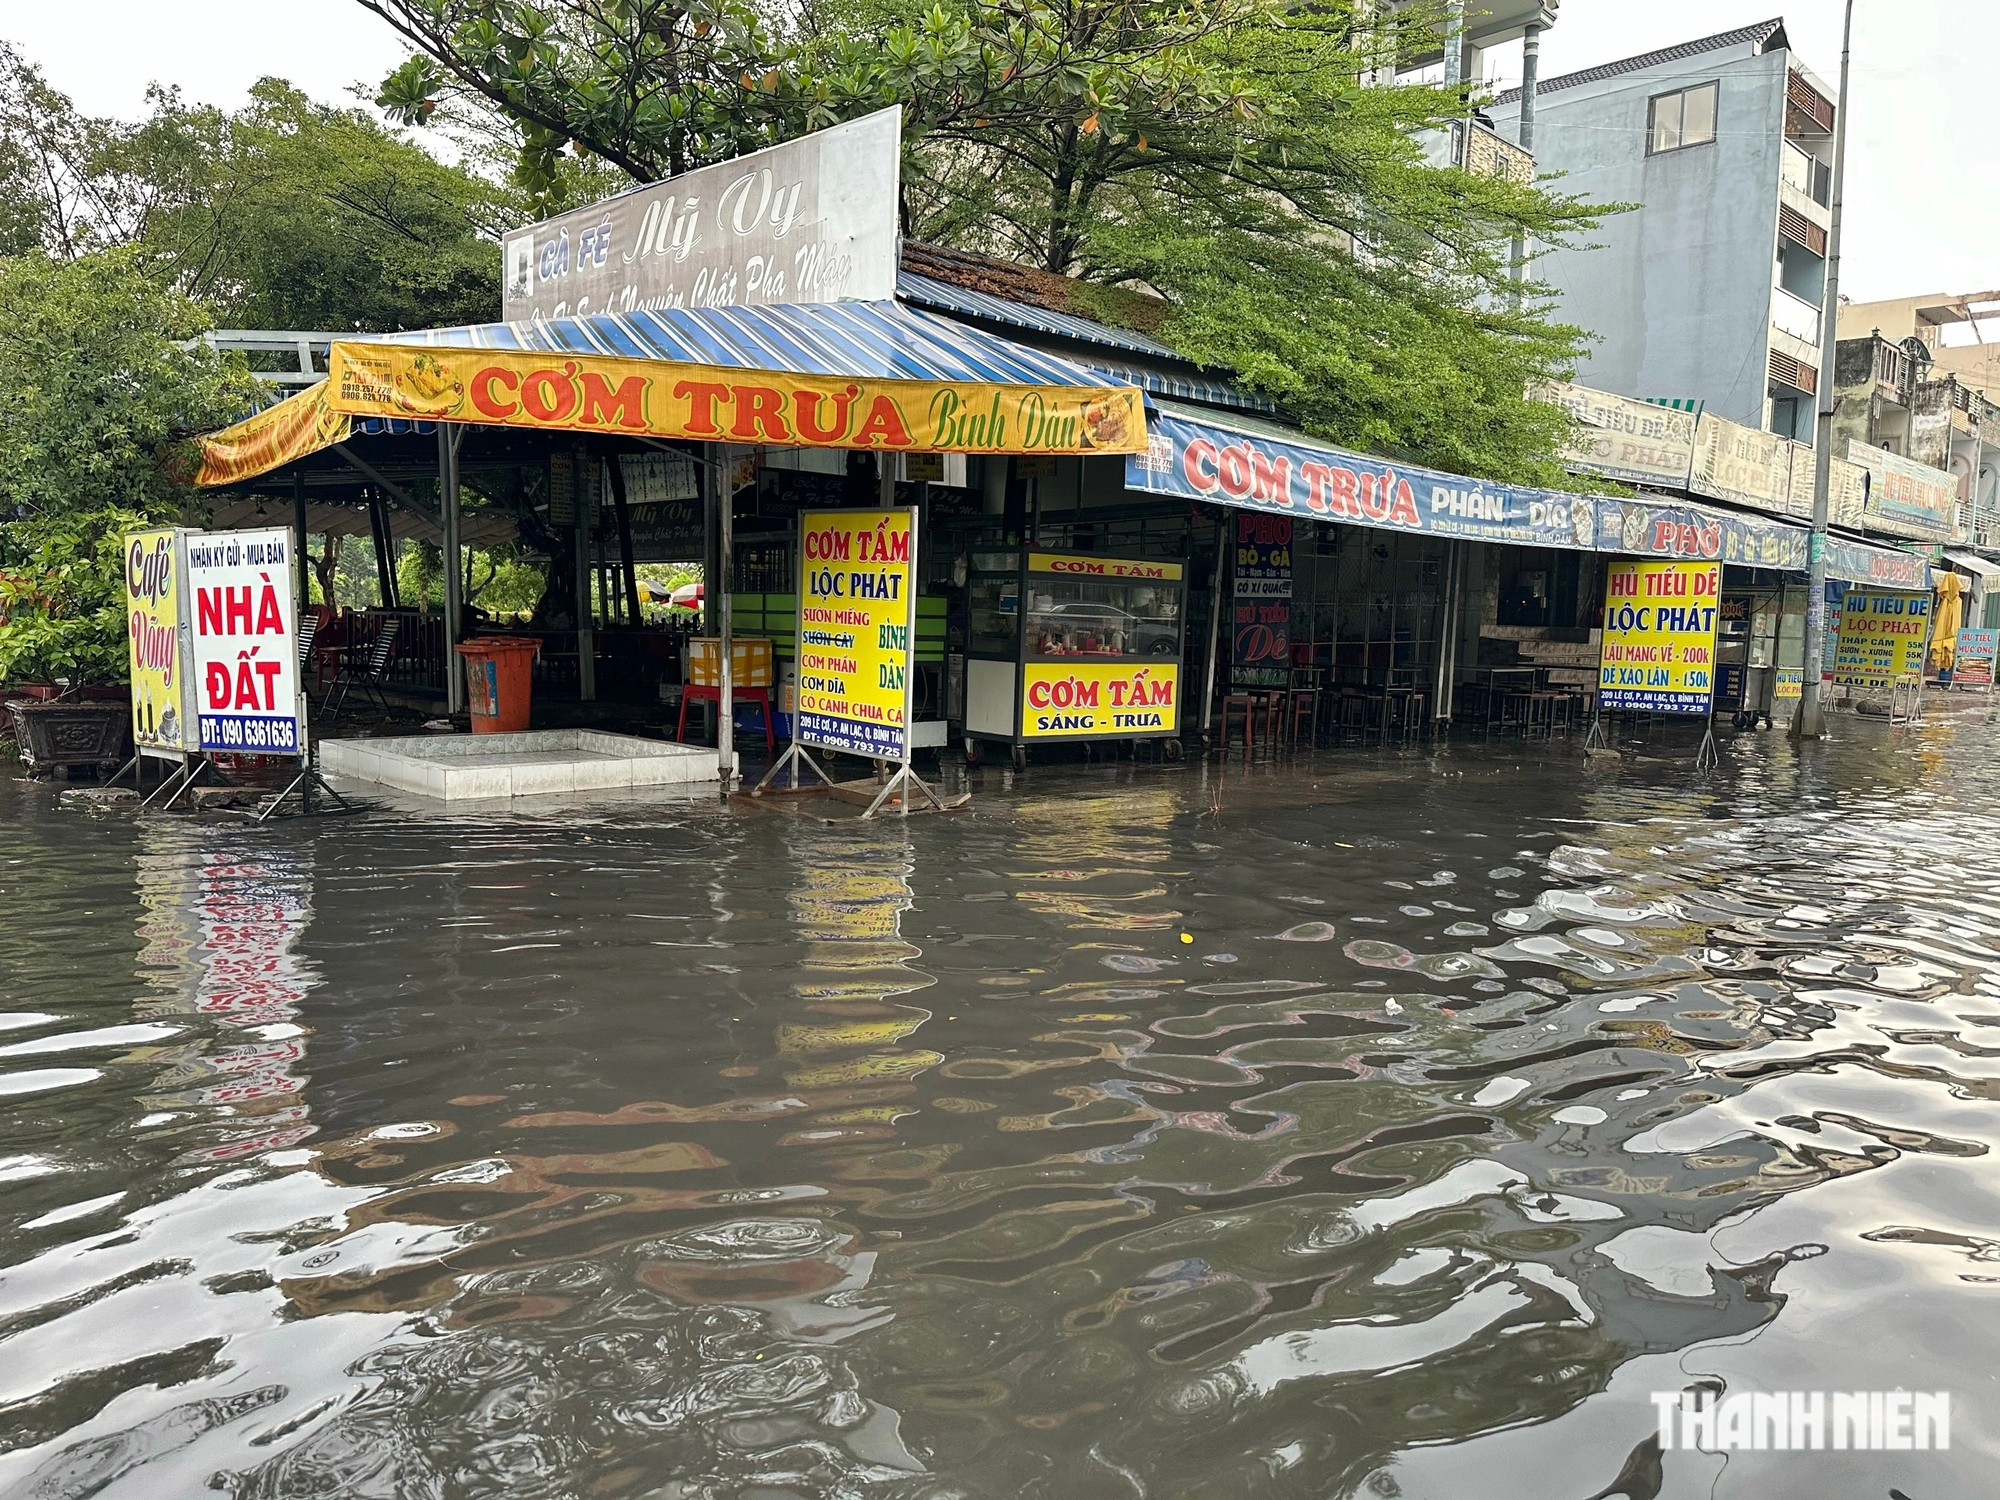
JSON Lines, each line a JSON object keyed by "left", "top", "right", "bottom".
{"left": 1, "top": 718, "right": 1997, "bottom": 1498}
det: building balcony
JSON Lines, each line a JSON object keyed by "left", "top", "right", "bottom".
{"left": 1771, "top": 286, "right": 1826, "bottom": 350}
{"left": 1430, "top": 118, "right": 1535, "bottom": 184}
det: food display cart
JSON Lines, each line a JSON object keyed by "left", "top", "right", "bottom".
{"left": 962, "top": 548, "right": 1187, "bottom": 768}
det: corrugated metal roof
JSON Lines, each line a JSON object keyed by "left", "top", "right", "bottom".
{"left": 896, "top": 271, "right": 1269, "bottom": 411}
{"left": 896, "top": 269, "right": 1182, "bottom": 360}
{"left": 1493, "top": 19, "right": 1787, "bottom": 105}
{"left": 371, "top": 298, "right": 1122, "bottom": 390}
{"left": 1086, "top": 361, "right": 1274, "bottom": 413}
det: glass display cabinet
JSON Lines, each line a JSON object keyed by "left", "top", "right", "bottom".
{"left": 963, "top": 549, "right": 1187, "bottom": 767}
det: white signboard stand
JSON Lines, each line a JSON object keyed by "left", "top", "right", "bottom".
{"left": 132, "top": 527, "right": 351, "bottom": 816}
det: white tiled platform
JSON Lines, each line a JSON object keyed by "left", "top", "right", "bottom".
{"left": 320, "top": 729, "right": 715, "bottom": 800}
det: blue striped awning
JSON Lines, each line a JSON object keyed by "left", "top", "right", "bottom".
{"left": 365, "top": 298, "right": 1118, "bottom": 390}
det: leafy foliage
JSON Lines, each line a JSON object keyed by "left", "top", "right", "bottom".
{"left": 365, "top": 0, "right": 796, "bottom": 192}
{"left": 0, "top": 46, "right": 513, "bottom": 330}
{"left": 0, "top": 507, "right": 150, "bottom": 687}
{"left": 0, "top": 249, "right": 259, "bottom": 521}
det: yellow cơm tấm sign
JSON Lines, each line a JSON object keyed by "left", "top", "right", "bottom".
{"left": 1021, "top": 661, "right": 1180, "bottom": 738}
{"left": 1027, "top": 552, "right": 1184, "bottom": 581}
{"left": 794, "top": 509, "right": 918, "bottom": 761}
{"left": 324, "top": 343, "right": 1146, "bottom": 456}
{"left": 1597, "top": 559, "right": 1720, "bottom": 715}
{"left": 124, "top": 528, "right": 188, "bottom": 751}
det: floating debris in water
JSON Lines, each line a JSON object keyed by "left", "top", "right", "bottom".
{"left": 1271, "top": 921, "right": 1338, "bottom": 942}
{"left": 1471, "top": 1077, "right": 1532, "bottom": 1106}
{"left": 1102, "top": 954, "right": 1178, "bottom": 974}
{"left": 1346, "top": 939, "right": 1417, "bottom": 969}
{"left": 1551, "top": 1105, "right": 1608, "bottom": 1126}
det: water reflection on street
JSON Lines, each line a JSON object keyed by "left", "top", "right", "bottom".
{"left": 2, "top": 713, "right": 1998, "bottom": 1497}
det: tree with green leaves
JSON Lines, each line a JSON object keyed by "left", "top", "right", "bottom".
{"left": 0, "top": 44, "right": 515, "bottom": 331}
{"left": 359, "top": 0, "right": 1602, "bottom": 484}
{"left": 0, "top": 250, "right": 258, "bottom": 687}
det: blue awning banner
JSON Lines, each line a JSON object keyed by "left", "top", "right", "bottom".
{"left": 1128, "top": 402, "right": 1597, "bottom": 550}
{"left": 1822, "top": 535, "right": 1932, "bottom": 591}
{"left": 1594, "top": 497, "right": 1807, "bottom": 570}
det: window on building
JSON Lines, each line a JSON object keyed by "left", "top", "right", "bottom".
{"left": 1649, "top": 82, "right": 1719, "bottom": 154}
{"left": 1771, "top": 396, "right": 1806, "bottom": 441}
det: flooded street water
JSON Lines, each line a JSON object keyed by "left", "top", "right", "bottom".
{"left": 2, "top": 715, "right": 1998, "bottom": 1500}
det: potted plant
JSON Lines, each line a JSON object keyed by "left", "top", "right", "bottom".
{"left": 0, "top": 509, "right": 137, "bottom": 778}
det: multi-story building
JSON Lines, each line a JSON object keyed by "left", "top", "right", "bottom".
{"left": 1838, "top": 292, "right": 2000, "bottom": 400}
{"left": 1487, "top": 19, "right": 1838, "bottom": 441}
{"left": 1833, "top": 294, "right": 2000, "bottom": 546}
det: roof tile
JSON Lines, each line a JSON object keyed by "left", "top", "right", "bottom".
{"left": 1493, "top": 18, "right": 1787, "bottom": 105}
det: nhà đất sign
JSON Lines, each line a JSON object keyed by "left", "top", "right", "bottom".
{"left": 186, "top": 528, "right": 302, "bottom": 755}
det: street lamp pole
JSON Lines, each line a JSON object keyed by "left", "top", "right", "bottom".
{"left": 1792, "top": 0, "right": 1856, "bottom": 740}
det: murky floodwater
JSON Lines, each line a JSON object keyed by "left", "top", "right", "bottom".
{"left": 2, "top": 714, "right": 1998, "bottom": 1499}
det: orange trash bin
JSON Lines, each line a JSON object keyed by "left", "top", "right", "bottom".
{"left": 455, "top": 637, "right": 541, "bottom": 733}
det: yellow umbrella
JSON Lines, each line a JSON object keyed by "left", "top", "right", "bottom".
{"left": 1930, "top": 572, "right": 1965, "bottom": 675}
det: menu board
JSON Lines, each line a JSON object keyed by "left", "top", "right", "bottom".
{"left": 1597, "top": 560, "right": 1720, "bottom": 714}
{"left": 1954, "top": 627, "right": 1996, "bottom": 687}
{"left": 793, "top": 508, "right": 917, "bottom": 760}
{"left": 1231, "top": 512, "right": 1293, "bottom": 688}
{"left": 1832, "top": 590, "right": 1931, "bottom": 688}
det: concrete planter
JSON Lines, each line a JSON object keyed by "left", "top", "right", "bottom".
{"left": 6, "top": 701, "right": 130, "bottom": 779}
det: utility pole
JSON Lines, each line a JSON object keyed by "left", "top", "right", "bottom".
{"left": 1792, "top": 0, "right": 1855, "bottom": 741}
{"left": 1510, "top": 20, "right": 1543, "bottom": 285}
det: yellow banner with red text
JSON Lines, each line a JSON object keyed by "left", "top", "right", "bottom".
{"left": 1021, "top": 661, "right": 1180, "bottom": 739}
{"left": 324, "top": 343, "right": 1145, "bottom": 456}
{"left": 190, "top": 385, "right": 351, "bottom": 488}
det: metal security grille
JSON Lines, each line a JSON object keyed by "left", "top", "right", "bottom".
{"left": 1779, "top": 204, "right": 1829, "bottom": 257}
{"left": 1769, "top": 350, "right": 1818, "bottom": 396}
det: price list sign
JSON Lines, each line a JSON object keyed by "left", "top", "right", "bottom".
{"left": 793, "top": 509, "right": 917, "bottom": 760}
{"left": 1598, "top": 559, "right": 1720, "bottom": 714}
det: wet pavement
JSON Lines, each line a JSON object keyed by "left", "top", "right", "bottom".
{"left": 1, "top": 711, "right": 1997, "bottom": 1499}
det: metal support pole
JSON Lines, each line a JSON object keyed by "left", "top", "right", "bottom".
{"left": 607, "top": 451, "right": 642, "bottom": 625}
{"left": 1200, "top": 512, "right": 1228, "bottom": 742}
{"left": 1509, "top": 22, "right": 1541, "bottom": 285}
{"left": 1792, "top": 0, "right": 1854, "bottom": 742}
{"left": 1441, "top": 0, "right": 1465, "bottom": 90}
{"left": 439, "top": 424, "right": 465, "bottom": 714}
{"left": 574, "top": 446, "right": 596, "bottom": 703}
{"left": 292, "top": 471, "right": 310, "bottom": 614}
{"left": 717, "top": 444, "right": 735, "bottom": 786}
{"left": 368, "top": 490, "right": 398, "bottom": 608}
{"left": 1433, "top": 542, "right": 1462, "bottom": 721}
